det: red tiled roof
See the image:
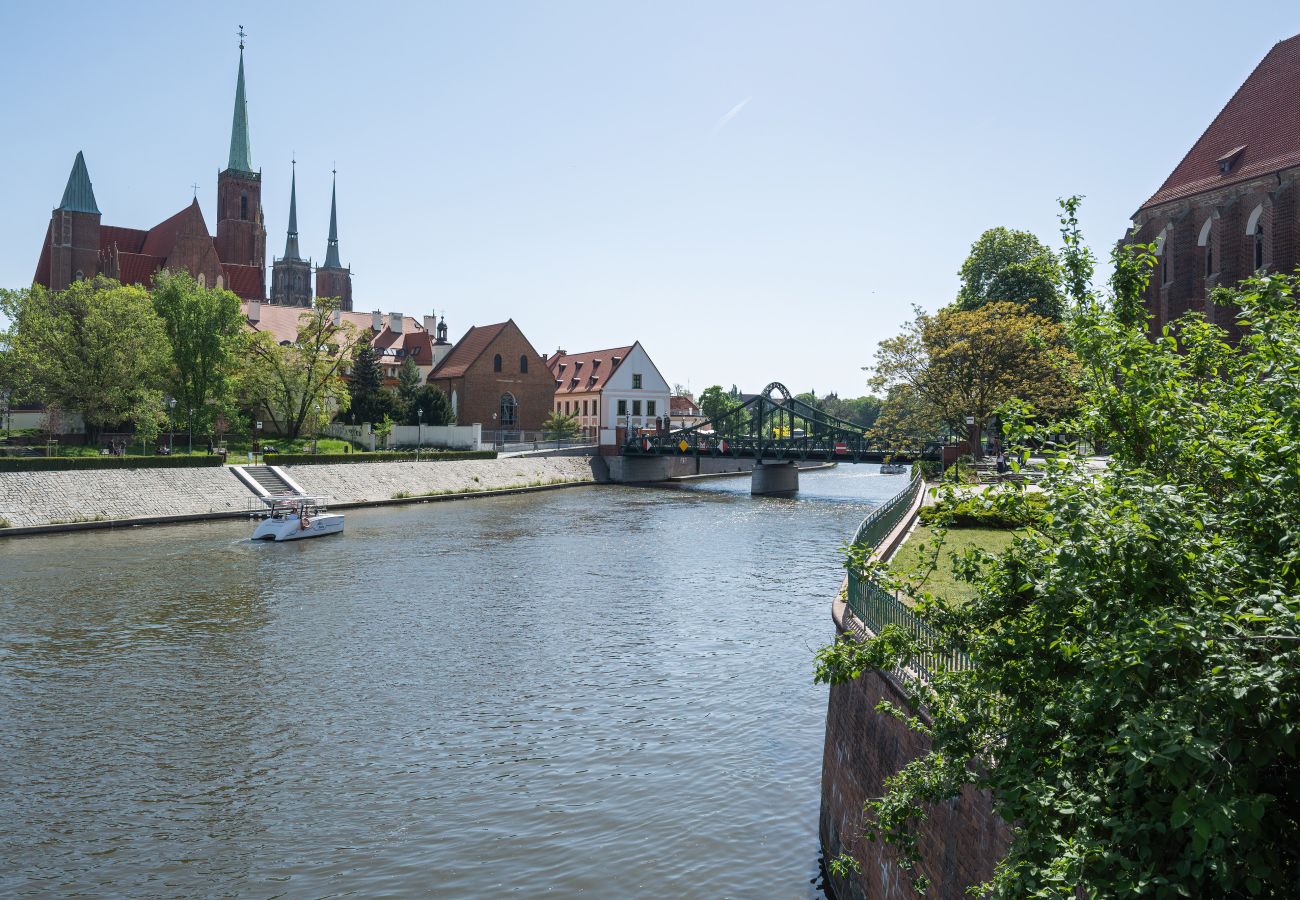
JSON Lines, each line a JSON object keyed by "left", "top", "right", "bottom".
{"left": 430, "top": 321, "right": 511, "bottom": 379}
{"left": 670, "top": 395, "right": 699, "bottom": 415}
{"left": 221, "top": 263, "right": 263, "bottom": 300}
{"left": 547, "top": 345, "right": 633, "bottom": 395}
{"left": 99, "top": 226, "right": 147, "bottom": 255}
{"left": 118, "top": 253, "right": 164, "bottom": 287}
{"left": 241, "top": 302, "right": 434, "bottom": 354}
{"left": 1141, "top": 34, "right": 1300, "bottom": 210}
{"left": 143, "top": 200, "right": 208, "bottom": 257}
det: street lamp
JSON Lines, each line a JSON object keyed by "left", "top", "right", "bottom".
{"left": 255, "top": 420, "right": 263, "bottom": 464}
{"left": 965, "top": 414, "right": 978, "bottom": 459}
{"left": 166, "top": 396, "right": 176, "bottom": 453}
{"left": 187, "top": 404, "right": 193, "bottom": 456}
{"left": 417, "top": 407, "right": 423, "bottom": 461}
{"left": 313, "top": 402, "right": 321, "bottom": 454}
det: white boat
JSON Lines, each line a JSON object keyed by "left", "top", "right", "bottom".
{"left": 879, "top": 463, "right": 908, "bottom": 475}
{"left": 251, "top": 495, "right": 344, "bottom": 541}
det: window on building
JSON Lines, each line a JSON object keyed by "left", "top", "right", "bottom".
{"left": 593, "top": 400, "right": 599, "bottom": 419}
{"left": 240, "top": 193, "right": 248, "bottom": 221}
{"left": 1198, "top": 218, "right": 1214, "bottom": 277}
{"left": 564, "top": 400, "right": 570, "bottom": 414}
{"left": 493, "top": 354, "right": 502, "bottom": 372}
{"left": 1255, "top": 223, "right": 1265, "bottom": 270}
{"left": 617, "top": 399, "right": 627, "bottom": 416}
{"left": 632, "top": 400, "right": 641, "bottom": 416}
{"left": 632, "top": 374, "right": 642, "bottom": 389}
{"left": 520, "top": 355, "right": 528, "bottom": 374}
{"left": 499, "top": 392, "right": 518, "bottom": 426}
{"left": 647, "top": 400, "right": 656, "bottom": 416}
{"left": 583, "top": 400, "right": 589, "bottom": 416}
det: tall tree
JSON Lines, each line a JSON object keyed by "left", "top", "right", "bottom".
{"left": 240, "top": 299, "right": 361, "bottom": 438}
{"left": 150, "top": 270, "right": 246, "bottom": 443}
{"left": 0, "top": 278, "right": 170, "bottom": 442}
{"left": 396, "top": 354, "right": 422, "bottom": 409}
{"left": 348, "top": 339, "right": 384, "bottom": 424}
{"left": 957, "top": 227, "right": 1063, "bottom": 320}
{"left": 698, "top": 385, "right": 739, "bottom": 423}
{"left": 404, "top": 384, "right": 452, "bottom": 426}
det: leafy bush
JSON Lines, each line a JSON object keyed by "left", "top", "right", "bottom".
{"left": 264, "top": 450, "right": 497, "bottom": 466}
{"left": 0, "top": 455, "right": 223, "bottom": 472}
{"left": 918, "top": 490, "right": 1046, "bottom": 528}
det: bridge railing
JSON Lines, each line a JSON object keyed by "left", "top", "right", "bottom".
{"left": 844, "top": 468, "right": 973, "bottom": 682}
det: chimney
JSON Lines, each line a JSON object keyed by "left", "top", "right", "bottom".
{"left": 423, "top": 314, "right": 436, "bottom": 333}
{"left": 372, "top": 310, "right": 383, "bottom": 332}
{"left": 247, "top": 299, "right": 260, "bottom": 323}
{"left": 390, "top": 312, "right": 403, "bottom": 334}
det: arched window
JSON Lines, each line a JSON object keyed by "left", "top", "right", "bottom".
{"left": 240, "top": 193, "right": 248, "bottom": 220}
{"left": 499, "top": 392, "right": 518, "bottom": 426}
{"left": 1255, "top": 224, "right": 1265, "bottom": 270}
{"left": 1198, "top": 218, "right": 1214, "bottom": 277}
{"left": 1156, "top": 228, "right": 1170, "bottom": 286}
{"left": 451, "top": 390, "right": 458, "bottom": 417}
{"left": 520, "top": 355, "right": 528, "bottom": 374}
{"left": 1246, "top": 204, "right": 1266, "bottom": 271}
{"left": 493, "top": 353, "right": 502, "bottom": 372}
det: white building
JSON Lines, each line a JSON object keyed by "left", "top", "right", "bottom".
{"left": 548, "top": 341, "right": 671, "bottom": 444}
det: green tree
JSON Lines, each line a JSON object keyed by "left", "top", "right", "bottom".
{"left": 819, "top": 230, "right": 1300, "bottom": 896}
{"left": 396, "top": 354, "right": 421, "bottom": 410}
{"left": 698, "top": 385, "right": 739, "bottom": 423}
{"left": 542, "top": 409, "right": 579, "bottom": 439}
{"left": 240, "top": 299, "right": 360, "bottom": 439}
{"left": 348, "top": 340, "right": 385, "bottom": 424}
{"left": 957, "top": 226, "right": 1063, "bottom": 320}
{"left": 150, "top": 270, "right": 246, "bottom": 445}
{"left": 0, "top": 277, "right": 170, "bottom": 443}
{"left": 404, "top": 384, "right": 452, "bottom": 426}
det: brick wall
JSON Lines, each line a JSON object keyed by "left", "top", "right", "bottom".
{"left": 820, "top": 653, "right": 1010, "bottom": 899}
{"left": 214, "top": 170, "right": 266, "bottom": 271}
{"left": 431, "top": 322, "right": 553, "bottom": 430}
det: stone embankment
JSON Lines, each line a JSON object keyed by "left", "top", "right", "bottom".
{"left": 0, "top": 457, "right": 601, "bottom": 534}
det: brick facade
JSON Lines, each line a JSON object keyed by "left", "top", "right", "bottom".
{"left": 315, "top": 266, "right": 353, "bottom": 311}
{"left": 428, "top": 321, "right": 553, "bottom": 430}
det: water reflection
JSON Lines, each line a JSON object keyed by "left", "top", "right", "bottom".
{"left": 0, "top": 468, "right": 908, "bottom": 896}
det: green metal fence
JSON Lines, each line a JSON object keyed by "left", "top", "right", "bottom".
{"left": 845, "top": 468, "right": 973, "bottom": 681}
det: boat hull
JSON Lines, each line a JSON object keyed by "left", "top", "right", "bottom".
{"left": 252, "top": 513, "right": 345, "bottom": 542}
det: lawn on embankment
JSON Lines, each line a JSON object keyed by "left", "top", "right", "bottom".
{"left": 887, "top": 525, "right": 1017, "bottom": 606}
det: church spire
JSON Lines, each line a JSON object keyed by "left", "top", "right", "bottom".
{"left": 227, "top": 30, "right": 253, "bottom": 173}
{"left": 323, "top": 169, "right": 342, "bottom": 268}
{"left": 283, "top": 159, "right": 300, "bottom": 260}
{"left": 58, "top": 151, "right": 100, "bottom": 214}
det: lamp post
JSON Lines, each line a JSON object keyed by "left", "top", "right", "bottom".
{"left": 313, "top": 402, "right": 321, "bottom": 454}
{"left": 255, "top": 420, "right": 263, "bottom": 464}
{"left": 166, "top": 396, "right": 176, "bottom": 453}
{"left": 187, "top": 404, "right": 193, "bottom": 456}
{"left": 965, "top": 414, "right": 978, "bottom": 459}
{"left": 417, "top": 408, "right": 423, "bottom": 461}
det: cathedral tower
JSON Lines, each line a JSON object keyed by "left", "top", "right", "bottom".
{"left": 314, "top": 170, "right": 353, "bottom": 310}
{"left": 214, "top": 36, "right": 266, "bottom": 298}
{"left": 270, "top": 161, "right": 312, "bottom": 306}
{"left": 41, "top": 151, "right": 103, "bottom": 292}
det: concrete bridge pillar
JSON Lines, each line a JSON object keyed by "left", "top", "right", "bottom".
{"left": 751, "top": 461, "right": 798, "bottom": 496}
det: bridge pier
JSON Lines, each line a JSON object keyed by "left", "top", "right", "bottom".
{"left": 751, "top": 461, "right": 799, "bottom": 496}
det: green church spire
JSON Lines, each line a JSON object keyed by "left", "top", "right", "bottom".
{"left": 227, "top": 37, "right": 253, "bottom": 174}
{"left": 283, "top": 159, "right": 300, "bottom": 260}
{"left": 323, "top": 169, "right": 342, "bottom": 269}
{"left": 58, "top": 151, "right": 100, "bottom": 214}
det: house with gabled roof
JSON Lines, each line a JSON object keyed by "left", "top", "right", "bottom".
{"left": 548, "top": 341, "right": 671, "bottom": 442}
{"left": 426, "top": 320, "right": 553, "bottom": 432}
{"left": 1130, "top": 33, "right": 1300, "bottom": 336}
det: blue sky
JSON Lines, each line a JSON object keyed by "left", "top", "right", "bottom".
{"left": 2, "top": 2, "right": 1296, "bottom": 395}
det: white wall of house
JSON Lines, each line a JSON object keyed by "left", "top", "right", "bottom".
{"left": 600, "top": 342, "right": 671, "bottom": 432}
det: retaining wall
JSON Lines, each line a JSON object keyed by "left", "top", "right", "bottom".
{"left": 283, "top": 457, "right": 601, "bottom": 504}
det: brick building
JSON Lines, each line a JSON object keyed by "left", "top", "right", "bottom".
{"left": 1131, "top": 34, "right": 1300, "bottom": 336}
{"left": 427, "top": 321, "right": 553, "bottom": 431}
{"left": 33, "top": 40, "right": 354, "bottom": 309}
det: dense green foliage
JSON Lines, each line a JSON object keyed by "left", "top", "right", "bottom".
{"left": 0, "top": 454, "right": 223, "bottom": 472}
{"left": 819, "top": 204, "right": 1300, "bottom": 897}
{"left": 917, "top": 490, "right": 1047, "bottom": 528}
{"left": 264, "top": 450, "right": 496, "bottom": 465}
{"left": 794, "top": 391, "right": 882, "bottom": 430}
{"left": 347, "top": 340, "right": 388, "bottom": 424}
{"left": 403, "top": 385, "right": 453, "bottom": 427}
{"left": 542, "top": 410, "right": 580, "bottom": 438}
{"left": 957, "top": 226, "right": 1064, "bottom": 320}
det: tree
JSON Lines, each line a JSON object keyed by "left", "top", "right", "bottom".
{"left": 957, "top": 227, "right": 1063, "bottom": 320}
{"left": 818, "top": 216, "right": 1300, "bottom": 895}
{"left": 0, "top": 277, "right": 170, "bottom": 443}
{"left": 698, "top": 385, "right": 739, "bottom": 423}
{"left": 150, "top": 270, "right": 246, "bottom": 445}
{"left": 397, "top": 355, "right": 421, "bottom": 409}
{"left": 348, "top": 340, "right": 385, "bottom": 424}
{"left": 240, "top": 298, "right": 360, "bottom": 439}
{"left": 870, "top": 302, "right": 1078, "bottom": 449}
{"left": 404, "top": 384, "right": 451, "bottom": 426}
{"left": 542, "top": 410, "right": 579, "bottom": 439}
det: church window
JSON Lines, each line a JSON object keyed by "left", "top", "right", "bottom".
{"left": 1255, "top": 224, "right": 1265, "bottom": 270}
{"left": 240, "top": 193, "right": 248, "bottom": 220}
{"left": 1198, "top": 218, "right": 1214, "bottom": 277}
{"left": 493, "top": 354, "right": 502, "bottom": 372}
{"left": 499, "top": 392, "right": 518, "bottom": 426}
{"left": 1155, "top": 228, "right": 1170, "bottom": 286}
{"left": 1246, "top": 204, "right": 1266, "bottom": 271}
{"left": 520, "top": 355, "right": 528, "bottom": 374}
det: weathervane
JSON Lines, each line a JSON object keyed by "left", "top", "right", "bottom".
{"left": 237, "top": 25, "right": 246, "bottom": 51}
{"left": 191, "top": 182, "right": 200, "bottom": 198}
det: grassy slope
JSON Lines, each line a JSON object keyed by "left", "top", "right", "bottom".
{"left": 887, "top": 524, "right": 1016, "bottom": 606}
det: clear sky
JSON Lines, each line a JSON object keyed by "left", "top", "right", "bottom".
{"left": 2, "top": 2, "right": 1296, "bottom": 396}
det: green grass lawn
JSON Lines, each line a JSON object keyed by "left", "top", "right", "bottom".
{"left": 9, "top": 435, "right": 357, "bottom": 461}
{"left": 887, "top": 524, "right": 1017, "bottom": 606}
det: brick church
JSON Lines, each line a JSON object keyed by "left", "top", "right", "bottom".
{"left": 1131, "top": 34, "right": 1300, "bottom": 337}
{"left": 33, "top": 40, "right": 353, "bottom": 310}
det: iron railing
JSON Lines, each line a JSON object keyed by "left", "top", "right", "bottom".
{"left": 844, "top": 469, "right": 973, "bottom": 681}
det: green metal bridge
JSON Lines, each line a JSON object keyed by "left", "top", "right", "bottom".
{"left": 621, "top": 381, "right": 941, "bottom": 464}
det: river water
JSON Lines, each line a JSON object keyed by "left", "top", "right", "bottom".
{"left": 0, "top": 466, "right": 907, "bottom": 897}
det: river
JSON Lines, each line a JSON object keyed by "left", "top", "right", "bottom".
{"left": 0, "top": 466, "right": 908, "bottom": 897}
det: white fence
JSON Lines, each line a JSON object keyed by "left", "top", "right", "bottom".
{"left": 324, "top": 422, "right": 483, "bottom": 451}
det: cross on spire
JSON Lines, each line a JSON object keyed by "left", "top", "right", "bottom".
{"left": 237, "top": 25, "right": 246, "bottom": 50}
{"left": 191, "top": 182, "right": 200, "bottom": 198}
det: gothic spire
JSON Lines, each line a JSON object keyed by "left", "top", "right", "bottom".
{"left": 58, "top": 151, "right": 100, "bottom": 214}
{"left": 227, "top": 36, "right": 253, "bottom": 173}
{"left": 323, "top": 169, "right": 342, "bottom": 268}
{"left": 283, "top": 159, "right": 300, "bottom": 260}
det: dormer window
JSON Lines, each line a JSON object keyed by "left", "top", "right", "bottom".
{"left": 1217, "top": 145, "right": 1246, "bottom": 175}
{"left": 592, "top": 359, "right": 602, "bottom": 369}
